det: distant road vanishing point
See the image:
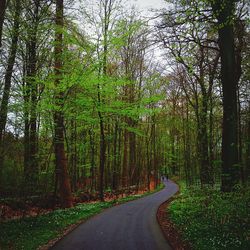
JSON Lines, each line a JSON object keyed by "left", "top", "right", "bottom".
{"left": 51, "top": 180, "right": 178, "bottom": 250}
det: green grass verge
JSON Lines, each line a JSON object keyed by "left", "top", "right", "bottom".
{"left": 0, "top": 184, "right": 164, "bottom": 250}
{"left": 168, "top": 184, "right": 250, "bottom": 250}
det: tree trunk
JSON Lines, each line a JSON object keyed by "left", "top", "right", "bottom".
{"left": 246, "top": 105, "right": 250, "bottom": 183}
{"left": 89, "top": 128, "right": 95, "bottom": 191}
{"left": 198, "top": 96, "right": 212, "bottom": 186}
{"left": 112, "top": 121, "right": 118, "bottom": 190}
{"left": 0, "top": 0, "right": 21, "bottom": 189}
{"left": 122, "top": 127, "right": 128, "bottom": 187}
{"left": 54, "top": 0, "right": 73, "bottom": 208}
{"left": 128, "top": 119, "right": 136, "bottom": 185}
{"left": 98, "top": 112, "right": 106, "bottom": 201}
{"left": 212, "top": 0, "right": 239, "bottom": 191}
{"left": 0, "top": 0, "right": 6, "bottom": 47}
{"left": 24, "top": 0, "right": 40, "bottom": 187}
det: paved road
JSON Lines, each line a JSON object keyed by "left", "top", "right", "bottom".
{"left": 51, "top": 180, "right": 178, "bottom": 250}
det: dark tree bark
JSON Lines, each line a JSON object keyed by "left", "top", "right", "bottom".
{"left": 89, "top": 128, "right": 96, "bottom": 191}
{"left": 0, "top": 0, "right": 6, "bottom": 47}
{"left": 54, "top": 0, "right": 73, "bottom": 208}
{"left": 24, "top": 0, "right": 40, "bottom": 189}
{"left": 112, "top": 121, "right": 118, "bottom": 190}
{"left": 234, "top": 19, "right": 245, "bottom": 183}
{"left": 246, "top": 105, "right": 250, "bottom": 182}
{"left": 70, "top": 119, "right": 77, "bottom": 192}
{"left": 0, "top": 0, "right": 21, "bottom": 188}
{"left": 212, "top": 0, "right": 240, "bottom": 191}
{"left": 98, "top": 109, "right": 106, "bottom": 201}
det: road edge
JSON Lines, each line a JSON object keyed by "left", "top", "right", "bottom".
{"left": 156, "top": 183, "right": 191, "bottom": 250}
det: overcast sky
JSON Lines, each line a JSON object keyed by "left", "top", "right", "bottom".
{"left": 128, "top": 0, "right": 165, "bottom": 11}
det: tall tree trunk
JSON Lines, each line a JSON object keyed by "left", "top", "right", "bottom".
{"left": 122, "top": 126, "right": 128, "bottom": 187}
{"left": 70, "top": 119, "right": 77, "bottom": 192}
{"left": 0, "top": 0, "right": 21, "bottom": 189}
{"left": 54, "top": 0, "right": 73, "bottom": 208}
{"left": 212, "top": 0, "right": 239, "bottom": 191}
{"left": 112, "top": 121, "right": 118, "bottom": 190}
{"left": 235, "top": 19, "right": 244, "bottom": 184}
{"left": 24, "top": 0, "right": 40, "bottom": 187}
{"left": 97, "top": 0, "right": 113, "bottom": 201}
{"left": 128, "top": 119, "right": 136, "bottom": 185}
{"left": 198, "top": 96, "right": 212, "bottom": 186}
{"left": 89, "top": 128, "right": 95, "bottom": 191}
{"left": 0, "top": 0, "right": 6, "bottom": 47}
{"left": 98, "top": 111, "right": 106, "bottom": 201}
{"left": 152, "top": 116, "right": 157, "bottom": 188}
{"left": 246, "top": 105, "right": 250, "bottom": 182}
{"left": 183, "top": 101, "right": 192, "bottom": 186}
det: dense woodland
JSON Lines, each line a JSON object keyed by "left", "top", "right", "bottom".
{"left": 0, "top": 0, "right": 249, "bottom": 211}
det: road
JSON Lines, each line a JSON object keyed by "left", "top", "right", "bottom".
{"left": 51, "top": 180, "right": 178, "bottom": 250}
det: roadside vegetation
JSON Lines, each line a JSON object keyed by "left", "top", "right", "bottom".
{"left": 168, "top": 183, "right": 250, "bottom": 250}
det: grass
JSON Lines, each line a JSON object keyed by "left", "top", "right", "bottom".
{"left": 168, "top": 183, "right": 250, "bottom": 250}
{"left": 0, "top": 184, "right": 163, "bottom": 250}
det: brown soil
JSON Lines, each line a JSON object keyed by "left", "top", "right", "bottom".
{"left": 157, "top": 196, "right": 192, "bottom": 250}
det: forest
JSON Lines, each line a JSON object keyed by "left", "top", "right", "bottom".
{"left": 0, "top": 0, "right": 249, "bottom": 249}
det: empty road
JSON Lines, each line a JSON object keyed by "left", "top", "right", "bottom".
{"left": 51, "top": 180, "right": 178, "bottom": 250}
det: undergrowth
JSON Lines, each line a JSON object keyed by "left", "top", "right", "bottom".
{"left": 168, "top": 184, "right": 250, "bottom": 249}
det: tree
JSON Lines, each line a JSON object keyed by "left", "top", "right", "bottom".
{"left": 53, "top": 0, "right": 73, "bottom": 208}
{"left": 157, "top": 1, "right": 220, "bottom": 186}
{"left": 0, "top": 0, "right": 21, "bottom": 189}
{"left": 0, "top": 0, "right": 7, "bottom": 47}
{"left": 22, "top": 0, "right": 42, "bottom": 190}
{"left": 211, "top": 0, "right": 240, "bottom": 191}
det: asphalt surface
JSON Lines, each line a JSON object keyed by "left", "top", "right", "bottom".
{"left": 51, "top": 180, "right": 178, "bottom": 250}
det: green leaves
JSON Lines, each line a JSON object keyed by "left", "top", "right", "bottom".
{"left": 169, "top": 185, "right": 250, "bottom": 249}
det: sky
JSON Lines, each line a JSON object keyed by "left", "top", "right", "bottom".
{"left": 128, "top": 0, "right": 166, "bottom": 12}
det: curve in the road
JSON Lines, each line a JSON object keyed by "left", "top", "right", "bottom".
{"left": 51, "top": 180, "right": 178, "bottom": 250}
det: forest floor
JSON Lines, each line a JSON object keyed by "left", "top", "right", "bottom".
{"left": 165, "top": 182, "right": 250, "bottom": 250}
{"left": 0, "top": 184, "right": 166, "bottom": 249}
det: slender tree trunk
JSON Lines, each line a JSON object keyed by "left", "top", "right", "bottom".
{"left": 24, "top": 1, "right": 39, "bottom": 186}
{"left": 198, "top": 96, "right": 212, "bottom": 186}
{"left": 122, "top": 127, "right": 128, "bottom": 187}
{"left": 112, "top": 121, "right": 118, "bottom": 190}
{"left": 212, "top": 0, "right": 239, "bottom": 191}
{"left": 97, "top": 0, "right": 113, "bottom": 201}
{"left": 54, "top": 0, "right": 73, "bottom": 208}
{"left": 0, "top": 0, "right": 21, "bottom": 189}
{"left": 117, "top": 124, "right": 122, "bottom": 189}
{"left": 70, "top": 119, "right": 77, "bottom": 192}
{"left": 183, "top": 101, "right": 192, "bottom": 186}
{"left": 98, "top": 111, "right": 106, "bottom": 201}
{"left": 152, "top": 115, "right": 157, "bottom": 188}
{"left": 0, "top": 0, "right": 6, "bottom": 47}
{"left": 128, "top": 119, "right": 136, "bottom": 185}
{"left": 89, "top": 128, "right": 95, "bottom": 191}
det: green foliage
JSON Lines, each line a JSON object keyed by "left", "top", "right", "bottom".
{"left": 169, "top": 185, "right": 250, "bottom": 249}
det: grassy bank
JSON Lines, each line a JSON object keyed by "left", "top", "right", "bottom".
{"left": 0, "top": 185, "right": 163, "bottom": 250}
{"left": 168, "top": 184, "right": 250, "bottom": 249}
